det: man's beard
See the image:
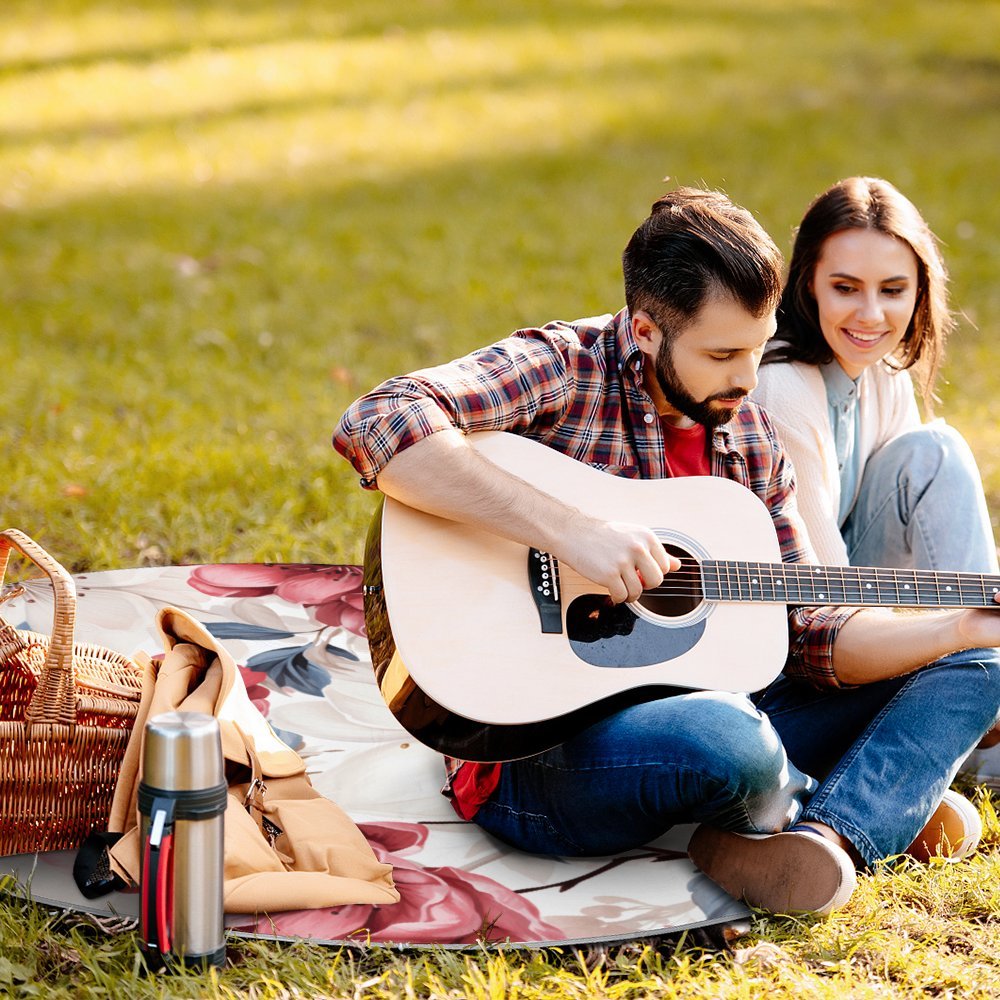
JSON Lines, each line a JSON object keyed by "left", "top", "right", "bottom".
{"left": 654, "top": 339, "right": 748, "bottom": 429}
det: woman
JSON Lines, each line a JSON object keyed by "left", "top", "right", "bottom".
{"left": 753, "top": 176, "right": 1000, "bottom": 857}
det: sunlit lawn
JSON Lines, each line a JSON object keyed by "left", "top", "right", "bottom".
{"left": 3, "top": 0, "right": 1000, "bottom": 996}
{"left": 4, "top": 0, "right": 1000, "bottom": 571}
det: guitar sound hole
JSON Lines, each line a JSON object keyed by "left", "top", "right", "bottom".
{"left": 636, "top": 543, "right": 703, "bottom": 618}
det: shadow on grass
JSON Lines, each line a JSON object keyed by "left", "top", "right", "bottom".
{"left": 1, "top": 0, "right": 818, "bottom": 78}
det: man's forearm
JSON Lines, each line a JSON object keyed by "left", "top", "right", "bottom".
{"left": 375, "top": 429, "right": 676, "bottom": 604}
{"left": 832, "top": 607, "right": 993, "bottom": 684}
{"left": 376, "top": 428, "right": 578, "bottom": 555}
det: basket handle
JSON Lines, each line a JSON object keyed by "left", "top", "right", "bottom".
{"left": 0, "top": 528, "right": 78, "bottom": 728}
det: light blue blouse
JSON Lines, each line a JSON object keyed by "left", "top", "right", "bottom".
{"left": 820, "top": 360, "right": 864, "bottom": 527}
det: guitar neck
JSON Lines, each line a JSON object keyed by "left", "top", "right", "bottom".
{"left": 702, "top": 561, "right": 1000, "bottom": 609}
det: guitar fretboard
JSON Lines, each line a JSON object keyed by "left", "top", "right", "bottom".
{"left": 701, "top": 561, "right": 1000, "bottom": 609}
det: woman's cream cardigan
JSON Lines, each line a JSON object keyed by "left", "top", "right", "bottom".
{"left": 752, "top": 358, "right": 921, "bottom": 566}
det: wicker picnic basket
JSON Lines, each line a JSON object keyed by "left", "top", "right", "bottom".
{"left": 0, "top": 528, "right": 145, "bottom": 855}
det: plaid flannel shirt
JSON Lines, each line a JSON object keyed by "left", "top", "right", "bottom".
{"left": 333, "top": 309, "right": 859, "bottom": 809}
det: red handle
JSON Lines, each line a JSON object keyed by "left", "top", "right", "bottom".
{"left": 140, "top": 801, "right": 175, "bottom": 962}
{"left": 156, "top": 833, "right": 174, "bottom": 955}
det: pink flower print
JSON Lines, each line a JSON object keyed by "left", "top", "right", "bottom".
{"left": 228, "top": 821, "right": 564, "bottom": 946}
{"left": 187, "top": 564, "right": 366, "bottom": 636}
{"left": 238, "top": 664, "right": 271, "bottom": 717}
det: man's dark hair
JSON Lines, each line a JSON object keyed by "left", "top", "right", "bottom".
{"left": 622, "top": 187, "right": 783, "bottom": 341}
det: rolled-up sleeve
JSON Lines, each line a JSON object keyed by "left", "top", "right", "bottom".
{"left": 333, "top": 389, "right": 458, "bottom": 488}
{"left": 785, "top": 605, "right": 858, "bottom": 687}
{"left": 333, "top": 332, "right": 573, "bottom": 488}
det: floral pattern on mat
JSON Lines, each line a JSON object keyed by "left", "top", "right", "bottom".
{"left": 188, "top": 563, "right": 366, "bottom": 634}
{"left": 5, "top": 563, "right": 751, "bottom": 946}
{"left": 230, "top": 821, "right": 565, "bottom": 945}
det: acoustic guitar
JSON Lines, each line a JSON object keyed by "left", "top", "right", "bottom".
{"left": 362, "top": 431, "right": 1000, "bottom": 762}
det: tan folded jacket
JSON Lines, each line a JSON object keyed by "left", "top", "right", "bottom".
{"left": 108, "top": 607, "right": 399, "bottom": 914}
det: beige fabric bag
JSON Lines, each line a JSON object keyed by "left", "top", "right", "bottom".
{"left": 107, "top": 607, "right": 398, "bottom": 914}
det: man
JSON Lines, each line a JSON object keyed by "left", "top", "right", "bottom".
{"left": 333, "top": 188, "right": 1000, "bottom": 915}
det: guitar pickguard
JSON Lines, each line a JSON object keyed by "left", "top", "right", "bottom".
{"left": 566, "top": 593, "right": 706, "bottom": 667}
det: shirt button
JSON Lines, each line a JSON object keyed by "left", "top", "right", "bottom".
{"left": 643, "top": 413, "right": 655, "bottom": 424}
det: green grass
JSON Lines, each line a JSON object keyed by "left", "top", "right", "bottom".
{"left": 3, "top": 0, "right": 1000, "bottom": 995}
{"left": 4, "top": 792, "right": 1000, "bottom": 997}
{"left": 4, "top": 0, "right": 1000, "bottom": 570}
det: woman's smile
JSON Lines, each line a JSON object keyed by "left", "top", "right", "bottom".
{"left": 812, "top": 229, "right": 919, "bottom": 379}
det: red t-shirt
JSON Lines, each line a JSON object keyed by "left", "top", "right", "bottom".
{"left": 447, "top": 420, "right": 710, "bottom": 820}
{"left": 660, "top": 419, "right": 710, "bottom": 477}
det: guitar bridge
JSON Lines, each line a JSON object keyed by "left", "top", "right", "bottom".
{"left": 528, "top": 549, "right": 563, "bottom": 633}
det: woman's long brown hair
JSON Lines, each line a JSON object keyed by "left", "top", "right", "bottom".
{"left": 764, "top": 176, "right": 953, "bottom": 411}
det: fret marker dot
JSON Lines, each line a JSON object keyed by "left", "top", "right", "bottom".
{"left": 865, "top": 583, "right": 872, "bottom": 589}
{"left": 946, "top": 586, "right": 953, "bottom": 591}
{"left": 819, "top": 593, "right": 826, "bottom": 599}
{"left": 751, "top": 578, "right": 758, "bottom": 584}
{"left": 904, "top": 584, "right": 910, "bottom": 589}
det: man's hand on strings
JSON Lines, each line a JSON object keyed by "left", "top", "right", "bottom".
{"left": 555, "top": 517, "right": 680, "bottom": 604}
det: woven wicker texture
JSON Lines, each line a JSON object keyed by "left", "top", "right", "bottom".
{"left": 0, "top": 529, "right": 144, "bottom": 855}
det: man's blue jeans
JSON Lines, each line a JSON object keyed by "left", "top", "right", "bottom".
{"left": 474, "top": 690, "right": 814, "bottom": 857}
{"left": 474, "top": 648, "right": 1000, "bottom": 868}
{"left": 756, "top": 648, "right": 1000, "bottom": 865}
{"left": 476, "top": 425, "right": 1000, "bottom": 867}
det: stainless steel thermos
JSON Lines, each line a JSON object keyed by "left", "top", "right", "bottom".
{"left": 139, "top": 711, "right": 227, "bottom": 970}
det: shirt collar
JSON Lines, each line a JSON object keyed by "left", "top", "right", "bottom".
{"left": 618, "top": 307, "right": 737, "bottom": 455}
{"left": 820, "top": 359, "right": 860, "bottom": 406}
{"left": 711, "top": 423, "right": 734, "bottom": 455}
{"left": 616, "top": 308, "right": 645, "bottom": 379}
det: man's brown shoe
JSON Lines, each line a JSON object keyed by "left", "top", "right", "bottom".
{"left": 688, "top": 826, "right": 857, "bottom": 915}
{"left": 906, "top": 789, "right": 982, "bottom": 862}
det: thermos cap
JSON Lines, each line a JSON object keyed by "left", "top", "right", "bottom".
{"left": 142, "top": 711, "right": 225, "bottom": 791}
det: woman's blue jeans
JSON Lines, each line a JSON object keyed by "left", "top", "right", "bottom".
{"left": 844, "top": 422, "right": 1000, "bottom": 783}
{"left": 475, "top": 649, "right": 1000, "bottom": 868}
{"left": 842, "top": 422, "right": 999, "bottom": 574}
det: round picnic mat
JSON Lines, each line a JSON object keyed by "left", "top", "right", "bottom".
{"left": 2, "top": 563, "right": 756, "bottom": 947}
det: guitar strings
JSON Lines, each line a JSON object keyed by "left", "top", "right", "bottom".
{"left": 556, "top": 563, "right": 1000, "bottom": 605}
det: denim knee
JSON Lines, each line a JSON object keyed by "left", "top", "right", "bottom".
{"left": 934, "top": 648, "right": 1000, "bottom": 734}
{"left": 669, "top": 692, "right": 792, "bottom": 798}
{"left": 876, "top": 422, "right": 977, "bottom": 495}
{"left": 669, "top": 692, "right": 813, "bottom": 832}
{"left": 854, "top": 422, "right": 998, "bottom": 572}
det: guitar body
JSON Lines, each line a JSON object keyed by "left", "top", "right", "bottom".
{"left": 364, "top": 431, "right": 789, "bottom": 761}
